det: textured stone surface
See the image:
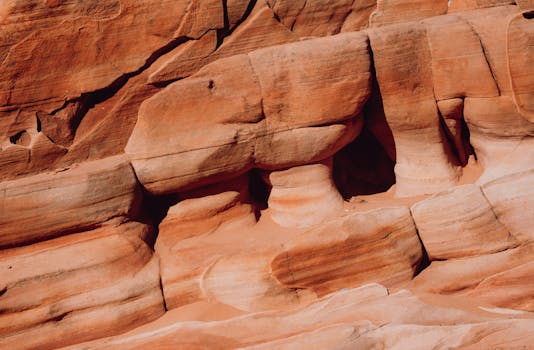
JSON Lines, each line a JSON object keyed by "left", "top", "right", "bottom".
{"left": 369, "top": 21, "right": 460, "bottom": 196}
{"left": 0, "top": 0, "right": 223, "bottom": 107}
{"left": 465, "top": 96, "right": 534, "bottom": 184}
{"left": 482, "top": 170, "right": 534, "bottom": 243}
{"left": 425, "top": 15, "right": 499, "bottom": 100}
{"left": 411, "top": 184, "right": 517, "bottom": 260}
{"left": 1, "top": 1, "right": 534, "bottom": 349}
{"left": 63, "top": 284, "right": 534, "bottom": 350}
{"left": 271, "top": 206, "right": 422, "bottom": 296}
{"left": 0, "top": 221, "right": 164, "bottom": 350}
{"left": 370, "top": 0, "right": 448, "bottom": 27}
{"left": 265, "top": 159, "right": 345, "bottom": 228}
{"left": 0, "top": 155, "right": 141, "bottom": 247}
{"left": 410, "top": 243, "right": 534, "bottom": 311}
{"left": 126, "top": 32, "right": 371, "bottom": 195}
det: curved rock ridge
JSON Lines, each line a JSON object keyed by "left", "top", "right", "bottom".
{"left": 270, "top": 206, "right": 423, "bottom": 296}
{"left": 125, "top": 31, "right": 372, "bottom": 195}
{"left": 265, "top": 159, "right": 345, "bottom": 228}
{"left": 0, "top": 221, "right": 164, "bottom": 350}
{"left": 0, "top": 0, "right": 533, "bottom": 349}
{"left": 0, "top": 155, "right": 142, "bottom": 248}
{"left": 62, "top": 284, "right": 534, "bottom": 350}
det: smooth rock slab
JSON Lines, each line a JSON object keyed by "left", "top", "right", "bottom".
{"left": 0, "top": 155, "right": 142, "bottom": 248}
{"left": 411, "top": 242, "right": 534, "bottom": 309}
{"left": 62, "top": 284, "right": 534, "bottom": 350}
{"left": 411, "top": 184, "right": 517, "bottom": 260}
{"left": 482, "top": 169, "right": 534, "bottom": 243}
{"left": 270, "top": 207, "right": 423, "bottom": 296}
{"left": 0, "top": 221, "right": 164, "bottom": 350}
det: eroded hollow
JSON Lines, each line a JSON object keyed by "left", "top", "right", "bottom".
{"left": 333, "top": 84, "right": 396, "bottom": 200}
{"left": 248, "top": 169, "right": 270, "bottom": 217}
{"left": 333, "top": 126, "right": 396, "bottom": 199}
{"left": 9, "top": 130, "right": 31, "bottom": 147}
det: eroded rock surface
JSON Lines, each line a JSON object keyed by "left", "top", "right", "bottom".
{"left": 1, "top": 1, "right": 533, "bottom": 349}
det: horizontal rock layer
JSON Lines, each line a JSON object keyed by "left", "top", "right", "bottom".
{"left": 0, "top": 1, "right": 533, "bottom": 349}
{"left": 0, "top": 221, "right": 164, "bottom": 350}
{"left": 63, "top": 284, "right": 534, "bottom": 350}
{"left": 0, "top": 155, "right": 141, "bottom": 248}
{"left": 271, "top": 207, "right": 423, "bottom": 296}
{"left": 411, "top": 184, "right": 517, "bottom": 260}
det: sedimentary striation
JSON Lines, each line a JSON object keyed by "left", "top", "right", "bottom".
{"left": 0, "top": 0, "right": 533, "bottom": 349}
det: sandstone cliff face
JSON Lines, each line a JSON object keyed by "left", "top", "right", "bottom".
{"left": 1, "top": 1, "right": 533, "bottom": 349}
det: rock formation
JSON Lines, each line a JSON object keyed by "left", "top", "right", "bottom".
{"left": 0, "top": 1, "right": 533, "bottom": 349}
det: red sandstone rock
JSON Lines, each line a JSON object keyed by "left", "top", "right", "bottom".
{"left": 482, "top": 170, "right": 534, "bottom": 243}
{"left": 465, "top": 261, "right": 534, "bottom": 311}
{"left": 147, "top": 30, "right": 218, "bottom": 86}
{"left": 458, "top": 6, "right": 520, "bottom": 94}
{"left": 464, "top": 96, "right": 534, "bottom": 184}
{"left": 249, "top": 32, "right": 371, "bottom": 128}
{"left": 0, "top": 0, "right": 223, "bottom": 107}
{"left": 1, "top": 1, "right": 533, "bottom": 349}
{"left": 265, "top": 0, "right": 374, "bottom": 36}
{"left": 370, "top": 0, "right": 448, "bottom": 27}
{"left": 0, "top": 155, "right": 141, "bottom": 247}
{"left": 126, "top": 32, "right": 372, "bottom": 195}
{"left": 425, "top": 15, "right": 499, "bottom": 100}
{"left": 0, "top": 221, "right": 164, "bottom": 350}
{"left": 62, "top": 284, "right": 534, "bottom": 350}
{"left": 271, "top": 206, "right": 422, "bottom": 296}
{"left": 369, "top": 21, "right": 460, "bottom": 196}
{"left": 211, "top": 2, "right": 298, "bottom": 63}
{"left": 508, "top": 10, "right": 534, "bottom": 119}
{"left": 265, "top": 159, "right": 345, "bottom": 228}
{"left": 410, "top": 242, "right": 534, "bottom": 310}
{"left": 448, "top": 0, "right": 515, "bottom": 12}
{"left": 411, "top": 184, "right": 518, "bottom": 260}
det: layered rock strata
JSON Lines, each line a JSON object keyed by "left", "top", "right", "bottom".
{"left": 1, "top": 1, "right": 533, "bottom": 349}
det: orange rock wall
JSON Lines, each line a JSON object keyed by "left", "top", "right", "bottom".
{"left": 1, "top": 1, "right": 533, "bottom": 349}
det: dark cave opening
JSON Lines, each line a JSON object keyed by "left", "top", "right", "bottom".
{"left": 333, "top": 126, "right": 396, "bottom": 200}
{"left": 248, "top": 169, "right": 270, "bottom": 210}
{"left": 9, "top": 130, "right": 31, "bottom": 146}
{"left": 333, "top": 81, "right": 397, "bottom": 200}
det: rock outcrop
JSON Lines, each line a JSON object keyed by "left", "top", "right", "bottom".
{"left": 270, "top": 206, "right": 422, "bottom": 296}
{"left": 0, "top": 221, "right": 164, "bottom": 350}
{"left": 62, "top": 284, "right": 534, "bottom": 350}
{"left": 0, "top": 155, "right": 141, "bottom": 247}
{"left": 411, "top": 184, "right": 518, "bottom": 260}
{"left": 1, "top": 1, "right": 533, "bottom": 349}
{"left": 125, "top": 32, "right": 371, "bottom": 195}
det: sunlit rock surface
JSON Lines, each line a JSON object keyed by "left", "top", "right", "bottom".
{"left": 1, "top": 1, "right": 533, "bottom": 349}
